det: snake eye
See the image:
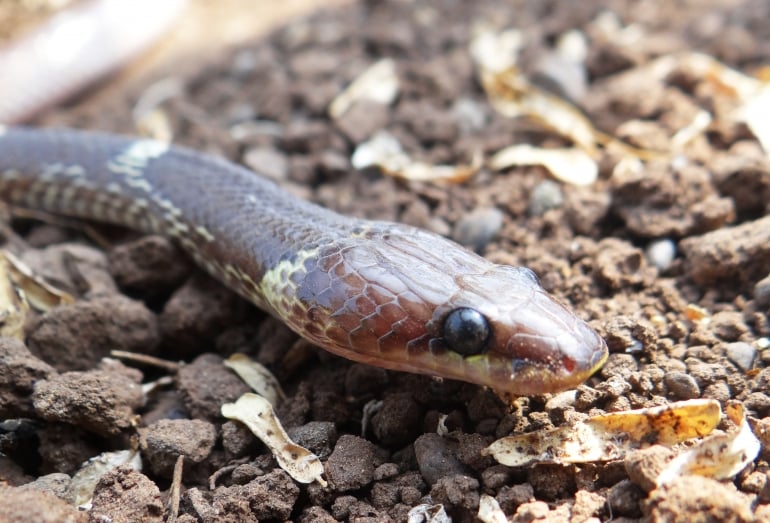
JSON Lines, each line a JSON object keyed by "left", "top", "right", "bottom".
{"left": 443, "top": 307, "right": 490, "bottom": 356}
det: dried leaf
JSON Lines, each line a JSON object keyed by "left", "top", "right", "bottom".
{"left": 471, "top": 27, "right": 663, "bottom": 169}
{"left": 645, "top": 52, "right": 770, "bottom": 156}
{"left": 0, "top": 253, "right": 28, "bottom": 339}
{"left": 471, "top": 28, "right": 598, "bottom": 156}
{"left": 670, "top": 110, "right": 713, "bottom": 150}
{"left": 224, "top": 353, "right": 286, "bottom": 406}
{"left": 221, "top": 393, "right": 326, "bottom": 486}
{"left": 407, "top": 504, "right": 451, "bottom": 523}
{"left": 478, "top": 495, "right": 508, "bottom": 523}
{"left": 485, "top": 399, "right": 721, "bottom": 467}
{"left": 735, "top": 85, "right": 770, "bottom": 155}
{"left": 489, "top": 144, "right": 598, "bottom": 186}
{"left": 2, "top": 250, "right": 75, "bottom": 311}
{"left": 684, "top": 304, "right": 710, "bottom": 322}
{"left": 352, "top": 131, "right": 480, "bottom": 182}
{"left": 69, "top": 450, "right": 142, "bottom": 508}
{"left": 468, "top": 26, "right": 523, "bottom": 73}
{"left": 329, "top": 58, "right": 399, "bottom": 119}
{"left": 656, "top": 402, "right": 760, "bottom": 485}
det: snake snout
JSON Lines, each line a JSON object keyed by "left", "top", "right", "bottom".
{"left": 495, "top": 289, "right": 608, "bottom": 393}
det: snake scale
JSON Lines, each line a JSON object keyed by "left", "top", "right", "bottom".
{"left": 0, "top": 126, "right": 607, "bottom": 395}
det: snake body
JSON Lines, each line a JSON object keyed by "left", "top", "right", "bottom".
{"left": 0, "top": 127, "right": 607, "bottom": 395}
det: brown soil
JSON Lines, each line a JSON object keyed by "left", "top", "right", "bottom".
{"left": 2, "top": 1, "right": 770, "bottom": 522}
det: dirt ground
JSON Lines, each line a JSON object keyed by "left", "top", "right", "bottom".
{"left": 1, "top": 0, "right": 770, "bottom": 522}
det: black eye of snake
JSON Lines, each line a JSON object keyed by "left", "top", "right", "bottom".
{"left": 442, "top": 307, "right": 490, "bottom": 356}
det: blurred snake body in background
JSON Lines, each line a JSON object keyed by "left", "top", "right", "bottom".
{"left": 0, "top": 127, "right": 607, "bottom": 395}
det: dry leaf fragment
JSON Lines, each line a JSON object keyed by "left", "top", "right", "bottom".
{"left": 655, "top": 402, "right": 760, "bottom": 486}
{"left": 471, "top": 27, "right": 663, "bottom": 172}
{"left": 489, "top": 144, "right": 598, "bottom": 186}
{"left": 484, "top": 399, "right": 721, "bottom": 467}
{"left": 221, "top": 393, "right": 326, "bottom": 486}
{"left": 468, "top": 26, "right": 523, "bottom": 73}
{"left": 224, "top": 353, "right": 286, "bottom": 406}
{"left": 735, "top": 84, "right": 770, "bottom": 155}
{"left": 478, "top": 494, "right": 508, "bottom": 523}
{"left": 684, "top": 303, "right": 710, "bottom": 322}
{"left": 2, "top": 250, "right": 74, "bottom": 311}
{"left": 0, "top": 253, "right": 28, "bottom": 339}
{"left": 352, "top": 131, "right": 480, "bottom": 182}
{"left": 0, "top": 249, "right": 75, "bottom": 339}
{"left": 69, "top": 449, "right": 142, "bottom": 508}
{"left": 328, "top": 58, "right": 399, "bottom": 119}
{"left": 670, "top": 110, "right": 713, "bottom": 150}
{"left": 407, "top": 504, "right": 451, "bottom": 523}
{"left": 479, "top": 66, "right": 601, "bottom": 157}
{"left": 471, "top": 27, "right": 599, "bottom": 157}
{"left": 644, "top": 52, "right": 770, "bottom": 156}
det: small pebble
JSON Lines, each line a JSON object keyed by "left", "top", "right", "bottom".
{"left": 645, "top": 238, "right": 676, "bottom": 272}
{"left": 139, "top": 419, "right": 217, "bottom": 478}
{"left": 430, "top": 474, "right": 480, "bottom": 511}
{"left": 414, "top": 433, "right": 472, "bottom": 486}
{"left": 607, "top": 479, "right": 644, "bottom": 518}
{"left": 663, "top": 371, "right": 700, "bottom": 399}
{"left": 755, "top": 273, "right": 770, "bottom": 310}
{"left": 725, "top": 342, "right": 756, "bottom": 372}
{"left": 452, "top": 207, "right": 504, "bottom": 251}
{"left": 528, "top": 180, "right": 564, "bottom": 216}
{"left": 287, "top": 421, "right": 338, "bottom": 459}
{"left": 231, "top": 49, "right": 258, "bottom": 77}
{"left": 450, "top": 97, "right": 487, "bottom": 133}
{"left": 496, "top": 483, "right": 535, "bottom": 514}
{"left": 19, "top": 473, "right": 72, "bottom": 499}
{"left": 325, "top": 435, "right": 381, "bottom": 492}
{"left": 243, "top": 147, "right": 289, "bottom": 182}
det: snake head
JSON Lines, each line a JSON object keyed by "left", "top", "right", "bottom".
{"left": 273, "top": 224, "right": 607, "bottom": 396}
{"left": 429, "top": 265, "right": 608, "bottom": 395}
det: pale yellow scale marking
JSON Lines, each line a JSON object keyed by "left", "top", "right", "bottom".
{"left": 103, "top": 139, "right": 217, "bottom": 244}
{"left": 195, "top": 225, "right": 215, "bottom": 242}
{"left": 26, "top": 163, "right": 88, "bottom": 209}
{"left": 259, "top": 247, "right": 320, "bottom": 324}
{"left": 107, "top": 139, "right": 169, "bottom": 179}
{"left": 39, "top": 163, "right": 86, "bottom": 180}
{"left": 108, "top": 139, "right": 167, "bottom": 195}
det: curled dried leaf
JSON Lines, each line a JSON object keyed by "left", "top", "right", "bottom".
{"left": 224, "top": 353, "right": 286, "bottom": 406}
{"left": 221, "top": 393, "right": 326, "bottom": 486}
{"left": 655, "top": 401, "right": 760, "bottom": 485}
{"left": 0, "top": 253, "right": 28, "bottom": 339}
{"left": 485, "top": 399, "right": 721, "bottom": 467}
{"left": 489, "top": 144, "right": 597, "bottom": 186}
{"left": 472, "top": 27, "right": 664, "bottom": 170}
{"left": 3, "top": 250, "right": 74, "bottom": 311}
{"left": 352, "top": 131, "right": 480, "bottom": 182}
{"left": 329, "top": 58, "right": 399, "bottom": 119}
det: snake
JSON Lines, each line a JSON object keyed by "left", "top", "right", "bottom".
{"left": 0, "top": 0, "right": 187, "bottom": 124}
{"left": 0, "top": 126, "right": 607, "bottom": 395}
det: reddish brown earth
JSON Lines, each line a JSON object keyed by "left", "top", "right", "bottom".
{"left": 2, "top": 1, "right": 770, "bottom": 522}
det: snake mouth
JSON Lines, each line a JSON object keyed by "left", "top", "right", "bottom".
{"left": 463, "top": 324, "right": 609, "bottom": 396}
{"left": 516, "top": 326, "right": 608, "bottom": 395}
